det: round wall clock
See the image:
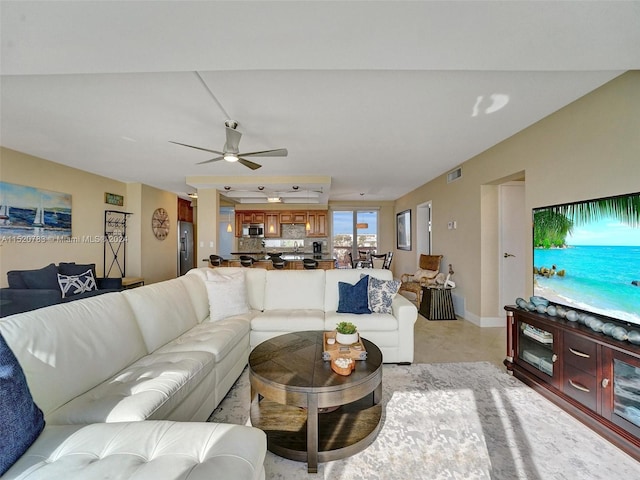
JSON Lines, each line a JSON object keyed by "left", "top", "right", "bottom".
{"left": 151, "top": 207, "right": 170, "bottom": 240}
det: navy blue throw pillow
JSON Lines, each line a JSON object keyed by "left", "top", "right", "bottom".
{"left": 337, "top": 275, "right": 371, "bottom": 314}
{"left": 0, "top": 334, "right": 45, "bottom": 476}
{"left": 58, "top": 262, "right": 97, "bottom": 279}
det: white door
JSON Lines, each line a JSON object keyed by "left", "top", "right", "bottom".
{"left": 499, "top": 182, "right": 526, "bottom": 309}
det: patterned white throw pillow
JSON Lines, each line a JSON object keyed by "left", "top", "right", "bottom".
{"left": 204, "top": 269, "right": 250, "bottom": 322}
{"left": 57, "top": 269, "right": 97, "bottom": 298}
{"left": 366, "top": 276, "right": 401, "bottom": 314}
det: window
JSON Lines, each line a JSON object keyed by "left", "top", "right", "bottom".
{"left": 332, "top": 210, "right": 378, "bottom": 268}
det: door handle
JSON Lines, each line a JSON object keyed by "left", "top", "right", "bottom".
{"left": 503, "top": 253, "right": 516, "bottom": 258}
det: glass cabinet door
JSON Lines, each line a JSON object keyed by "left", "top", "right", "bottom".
{"left": 516, "top": 320, "right": 560, "bottom": 388}
{"left": 602, "top": 349, "right": 640, "bottom": 438}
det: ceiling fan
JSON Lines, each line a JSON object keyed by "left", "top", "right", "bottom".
{"left": 170, "top": 120, "right": 288, "bottom": 170}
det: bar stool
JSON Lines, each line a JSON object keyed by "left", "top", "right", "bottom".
{"left": 209, "top": 255, "right": 224, "bottom": 267}
{"left": 303, "top": 258, "right": 318, "bottom": 270}
{"left": 271, "top": 257, "right": 287, "bottom": 269}
{"left": 239, "top": 255, "right": 255, "bottom": 267}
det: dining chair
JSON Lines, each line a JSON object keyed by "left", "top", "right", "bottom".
{"left": 370, "top": 253, "right": 387, "bottom": 269}
{"left": 382, "top": 252, "right": 393, "bottom": 269}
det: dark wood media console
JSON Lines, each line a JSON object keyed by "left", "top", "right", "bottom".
{"left": 504, "top": 306, "right": 640, "bottom": 461}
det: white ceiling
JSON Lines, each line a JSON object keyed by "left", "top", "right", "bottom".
{"left": 1, "top": 1, "right": 639, "bottom": 204}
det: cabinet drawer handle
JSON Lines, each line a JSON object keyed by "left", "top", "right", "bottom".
{"left": 568, "top": 379, "right": 590, "bottom": 393}
{"left": 569, "top": 347, "right": 590, "bottom": 358}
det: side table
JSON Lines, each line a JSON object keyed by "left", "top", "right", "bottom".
{"left": 419, "top": 286, "right": 456, "bottom": 320}
{"left": 121, "top": 277, "right": 144, "bottom": 289}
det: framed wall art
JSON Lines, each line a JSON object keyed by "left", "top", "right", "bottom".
{"left": 105, "top": 192, "right": 124, "bottom": 206}
{"left": 396, "top": 209, "right": 411, "bottom": 251}
{"left": 0, "top": 181, "right": 72, "bottom": 239}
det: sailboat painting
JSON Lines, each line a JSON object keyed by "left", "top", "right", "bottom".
{"left": 0, "top": 182, "right": 71, "bottom": 238}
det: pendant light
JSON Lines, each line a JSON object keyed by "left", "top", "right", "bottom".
{"left": 226, "top": 209, "right": 233, "bottom": 233}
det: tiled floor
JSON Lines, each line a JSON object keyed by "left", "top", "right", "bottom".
{"left": 413, "top": 313, "right": 506, "bottom": 368}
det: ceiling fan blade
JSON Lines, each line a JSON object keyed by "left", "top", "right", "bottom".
{"left": 196, "top": 156, "right": 224, "bottom": 165}
{"left": 169, "top": 141, "right": 224, "bottom": 155}
{"left": 238, "top": 148, "right": 288, "bottom": 158}
{"left": 238, "top": 157, "right": 262, "bottom": 170}
{"left": 224, "top": 126, "right": 242, "bottom": 152}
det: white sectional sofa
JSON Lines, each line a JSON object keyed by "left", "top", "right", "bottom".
{"left": 186, "top": 267, "right": 418, "bottom": 363}
{"left": 0, "top": 266, "right": 416, "bottom": 479}
{"left": 0, "top": 274, "right": 264, "bottom": 480}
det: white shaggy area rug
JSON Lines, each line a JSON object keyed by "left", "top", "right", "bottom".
{"left": 209, "top": 362, "right": 639, "bottom": 479}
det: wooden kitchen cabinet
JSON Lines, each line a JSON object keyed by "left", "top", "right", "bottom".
{"left": 306, "top": 211, "right": 328, "bottom": 237}
{"left": 265, "top": 213, "right": 280, "bottom": 237}
{"left": 237, "top": 211, "right": 265, "bottom": 224}
{"left": 280, "top": 211, "right": 308, "bottom": 224}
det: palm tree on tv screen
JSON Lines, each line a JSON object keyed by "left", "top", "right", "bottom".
{"left": 535, "top": 193, "right": 640, "bottom": 248}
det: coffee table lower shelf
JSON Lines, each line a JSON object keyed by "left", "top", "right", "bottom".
{"left": 250, "top": 392, "right": 382, "bottom": 465}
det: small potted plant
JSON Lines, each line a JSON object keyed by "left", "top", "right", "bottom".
{"left": 335, "top": 321, "right": 359, "bottom": 345}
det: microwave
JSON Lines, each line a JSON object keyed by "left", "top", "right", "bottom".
{"left": 242, "top": 223, "right": 264, "bottom": 238}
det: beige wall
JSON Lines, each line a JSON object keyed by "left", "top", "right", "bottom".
{"left": 394, "top": 71, "right": 640, "bottom": 326}
{"left": 0, "top": 148, "right": 178, "bottom": 286}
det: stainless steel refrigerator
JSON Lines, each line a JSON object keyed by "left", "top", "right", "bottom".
{"left": 178, "top": 221, "right": 194, "bottom": 276}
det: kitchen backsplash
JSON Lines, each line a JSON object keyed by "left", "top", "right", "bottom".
{"left": 238, "top": 223, "right": 328, "bottom": 253}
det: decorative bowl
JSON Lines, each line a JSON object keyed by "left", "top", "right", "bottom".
{"left": 331, "top": 357, "right": 355, "bottom": 376}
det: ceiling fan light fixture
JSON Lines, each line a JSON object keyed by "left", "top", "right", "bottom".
{"left": 223, "top": 153, "right": 239, "bottom": 162}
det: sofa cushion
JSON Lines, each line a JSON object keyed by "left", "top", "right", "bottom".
{"left": 58, "top": 262, "right": 98, "bottom": 279}
{"left": 156, "top": 316, "right": 252, "bottom": 363}
{"left": 264, "top": 270, "right": 326, "bottom": 311}
{"left": 187, "top": 267, "right": 267, "bottom": 311}
{"left": 325, "top": 311, "right": 399, "bottom": 332}
{"left": 123, "top": 278, "right": 199, "bottom": 353}
{"left": 179, "top": 273, "right": 210, "bottom": 323}
{"left": 0, "top": 334, "right": 45, "bottom": 476}
{"left": 337, "top": 275, "right": 371, "bottom": 314}
{"left": 251, "top": 309, "right": 325, "bottom": 332}
{"left": 205, "top": 269, "right": 250, "bottom": 322}
{"left": 0, "top": 294, "right": 147, "bottom": 417}
{"left": 46, "top": 350, "right": 215, "bottom": 424}
{"left": 367, "top": 276, "right": 401, "bottom": 314}
{"left": 57, "top": 268, "right": 97, "bottom": 298}
{"left": 20, "top": 263, "right": 59, "bottom": 290}
{"left": 6, "top": 270, "right": 28, "bottom": 289}
{"left": 4, "top": 421, "right": 266, "bottom": 480}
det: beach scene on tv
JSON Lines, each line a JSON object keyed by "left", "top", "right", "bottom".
{"left": 533, "top": 193, "right": 640, "bottom": 326}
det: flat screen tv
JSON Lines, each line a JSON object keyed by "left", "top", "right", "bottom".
{"left": 532, "top": 191, "right": 640, "bottom": 329}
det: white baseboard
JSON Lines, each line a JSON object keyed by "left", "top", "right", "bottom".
{"left": 464, "top": 310, "right": 506, "bottom": 328}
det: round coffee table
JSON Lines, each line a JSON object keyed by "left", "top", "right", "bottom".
{"left": 249, "top": 330, "right": 383, "bottom": 473}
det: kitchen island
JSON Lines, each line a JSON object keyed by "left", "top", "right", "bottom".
{"left": 218, "top": 253, "right": 337, "bottom": 270}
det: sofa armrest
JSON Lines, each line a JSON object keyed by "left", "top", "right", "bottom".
{"left": 0, "top": 288, "right": 63, "bottom": 317}
{"left": 97, "top": 277, "right": 123, "bottom": 290}
{"left": 391, "top": 294, "right": 419, "bottom": 362}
